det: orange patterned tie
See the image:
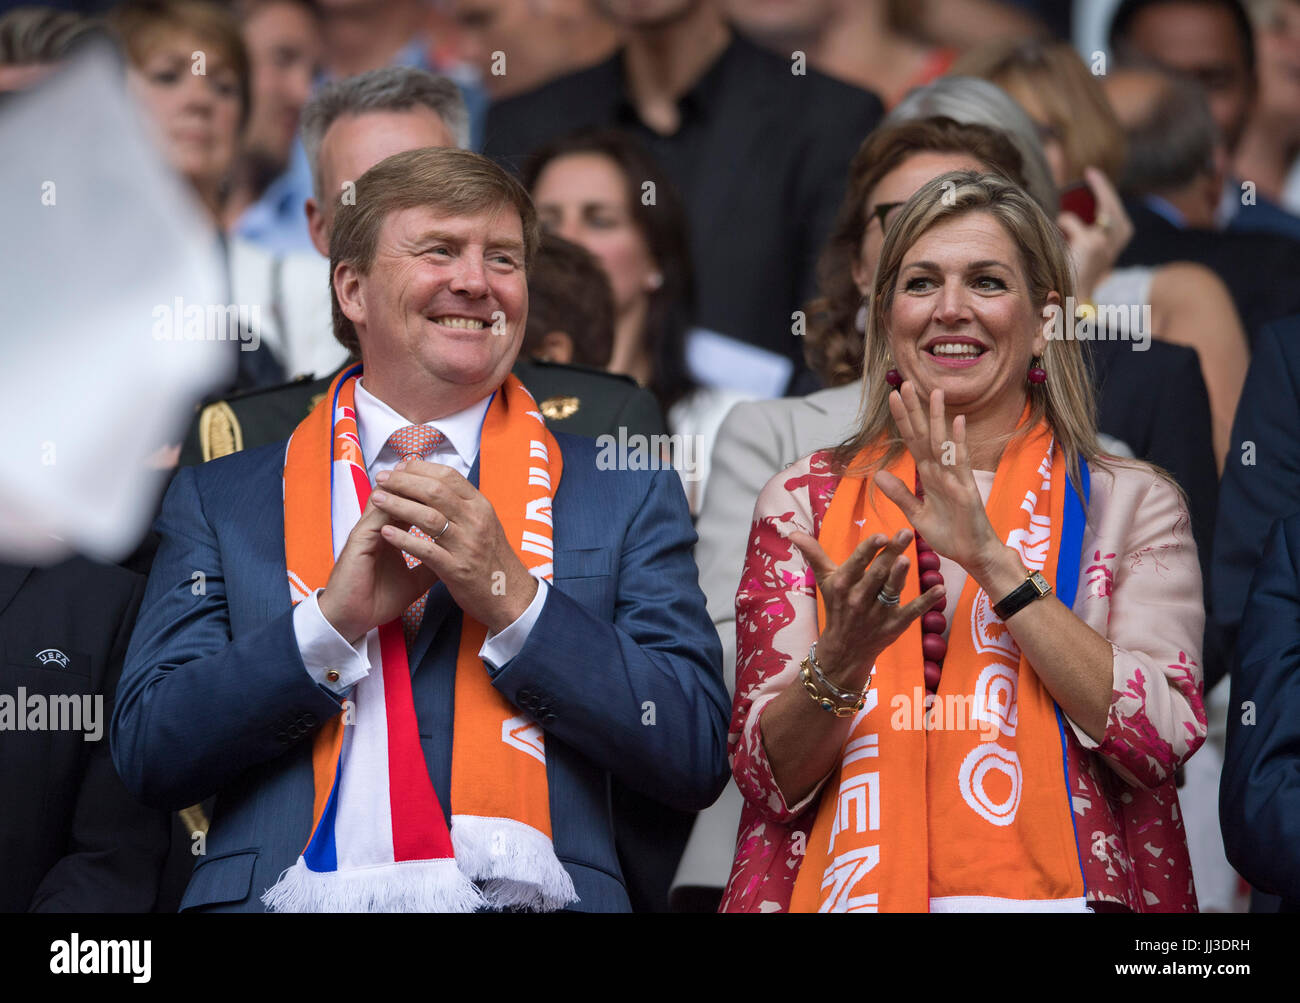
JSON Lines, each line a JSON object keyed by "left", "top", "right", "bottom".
{"left": 384, "top": 424, "right": 447, "bottom": 648}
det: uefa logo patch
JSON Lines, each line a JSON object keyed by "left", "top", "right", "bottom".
{"left": 35, "top": 648, "right": 70, "bottom": 669}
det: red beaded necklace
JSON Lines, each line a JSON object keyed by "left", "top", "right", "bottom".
{"left": 914, "top": 474, "right": 946, "bottom": 694}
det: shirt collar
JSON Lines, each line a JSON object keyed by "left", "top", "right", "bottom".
{"left": 235, "top": 170, "right": 298, "bottom": 237}
{"left": 1216, "top": 175, "right": 1241, "bottom": 228}
{"left": 1141, "top": 194, "right": 1187, "bottom": 229}
{"left": 611, "top": 34, "right": 735, "bottom": 129}
{"left": 353, "top": 377, "right": 491, "bottom": 472}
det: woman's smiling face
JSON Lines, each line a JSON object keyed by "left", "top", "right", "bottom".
{"left": 884, "top": 209, "right": 1052, "bottom": 426}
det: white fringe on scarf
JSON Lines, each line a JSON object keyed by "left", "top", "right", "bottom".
{"left": 261, "top": 856, "right": 485, "bottom": 913}
{"left": 451, "top": 815, "right": 578, "bottom": 911}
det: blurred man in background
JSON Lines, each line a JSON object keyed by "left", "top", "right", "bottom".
{"left": 1109, "top": 0, "right": 1300, "bottom": 238}
{"left": 448, "top": 0, "right": 618, "bottom": 100}
{"left": 484, "top": 0, "right": 883, "bottom": 387}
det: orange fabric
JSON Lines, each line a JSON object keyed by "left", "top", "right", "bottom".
{"left": 284, "top": 368, "right": 563, "bottom": 853}
{"left": 788, "top": 423, "right": 1084, "bottom": 911}
{"left": 451, "top": 379, "right": 562, "bottom": 838}
{"left": 283, "top": 371, "right": 346, "bottom": 829}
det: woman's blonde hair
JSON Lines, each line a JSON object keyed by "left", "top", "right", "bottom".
{"left": 952, "top": 39, "right": 1127, "bottom": 186}
{"left": 834, "top": 171, "right": 1102, "bottom": 492}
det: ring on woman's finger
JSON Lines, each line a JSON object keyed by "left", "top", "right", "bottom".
{"left": 876, "top": 587, "right": 901, "bottom": 607}
{"left": 431, "top": 518, "right": 451, "bottom": 541}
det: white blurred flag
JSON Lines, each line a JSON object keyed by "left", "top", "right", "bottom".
{"left": 0, "top": 41, "right": 231, "bottom": 563}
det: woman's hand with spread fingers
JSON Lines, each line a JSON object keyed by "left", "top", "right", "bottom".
{"left": 874, "top": 381, "right": 1010, "bottom": 582}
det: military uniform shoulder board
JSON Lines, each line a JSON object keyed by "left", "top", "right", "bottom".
{"left": 540, "top": 395, "right": 581, "bottom": 421}
{"left": 198, "top": 401, "right": 244, "bottom": 461}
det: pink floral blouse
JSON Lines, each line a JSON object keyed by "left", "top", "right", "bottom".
{"left": 720, "top": 450, "right": 1208, "bottom": 913}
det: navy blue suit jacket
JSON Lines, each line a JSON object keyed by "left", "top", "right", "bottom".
{"left": 1212, "top": 318, "right": 1300, "bottom": 678}
{"left": 111, "top": 431, "right": 730, "bottom": 912}
{"left": 1221, "top": 512, "right": 1300, "bottom": 909}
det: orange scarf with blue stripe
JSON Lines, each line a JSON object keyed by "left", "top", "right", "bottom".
{"left": 264, "top": 365, "right": 575, "bottom": 912}
{"left": 790, "top": 423, "right": 1089, "bottom": 912}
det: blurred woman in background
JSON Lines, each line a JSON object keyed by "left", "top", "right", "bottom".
{"left": 524, "top": 128, "right": 763, "bottom": 513}
{"left": 109, "top": 0, "right": 286, "bottom": 394}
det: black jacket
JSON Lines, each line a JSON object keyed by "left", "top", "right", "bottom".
{"left": 1119, "top": 203, "right": 1300, "bottom": 343}
{"left": 1221, "top": 511, "right": 1300, "bottom": 910}
{"left": 1213, "top": 318, "right": 1300, "bottom": 681}
{"left": 0, "top": 557, "right": 169, "bottom": 911}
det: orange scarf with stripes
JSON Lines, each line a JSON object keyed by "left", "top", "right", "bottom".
{"left": 789, "top": 423, "right": 1086, "bottom": 912}
{"left": 265, "top": 366, "right": 574, "bottom": 912}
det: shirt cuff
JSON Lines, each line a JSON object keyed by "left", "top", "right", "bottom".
{"left": 480, "top": 578, "right": 548, "bottom": 670}
{"left": 293, "top": 588, "right": 371, "bottom": 694}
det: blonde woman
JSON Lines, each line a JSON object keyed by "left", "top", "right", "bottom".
{"left": 721, "top": 173, "right": 1207, "bottom": 913}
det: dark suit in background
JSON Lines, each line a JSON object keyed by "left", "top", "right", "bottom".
{"left": 1221, "top": 511, "right": 1300, "bottom": 911}
{"left": 484, "top": 32, "right": 882, "bottom": 376}
{"left": 1119, "top": 203, "right": 1300, "bottom": 343}
{"left": 0, "top": 558, "right": 170, "bottom": 911}
{"left": 1092, "top": 337, "right": 1218, "bottom": 578}
{"left": 1213, "top": 319, "right": 1300, "bottom": 682}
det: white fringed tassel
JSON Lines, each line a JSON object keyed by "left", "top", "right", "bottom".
{"left": 261, "top": 856, "right": 486, "bottom": 913}
{"left": 451, "top": 815, "right": 579, "bottom": 911}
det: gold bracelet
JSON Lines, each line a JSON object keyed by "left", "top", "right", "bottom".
{"left": 800, "top": 657, "right": 868, "bottom": 717}
{"left": 808, "top": 642, "right": 860, "bottom": 703}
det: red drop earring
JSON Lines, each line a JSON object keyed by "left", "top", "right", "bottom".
{"left": 885, "top": 367, "right": 903, "bottom": 389}
{"left": 1028, "top": 358, "right": 1047, "bottom": 385}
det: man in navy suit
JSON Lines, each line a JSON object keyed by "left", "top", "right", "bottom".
{"left": 1221, "top": 511, "right": 1300, "bottom": 910}
{"left": 1212, "top": 317, "right": 1300, "bottom": 670}
{"left": 112, "top": 146, "right": 730, "bottom": 912}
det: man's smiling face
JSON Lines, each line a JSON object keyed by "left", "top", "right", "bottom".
{"left": 336, "top": 202, "right": 528, "bottom": 414}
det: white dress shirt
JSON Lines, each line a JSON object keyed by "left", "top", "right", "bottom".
{"left": 292, "top": 377, "right": 549, "bottom": 694}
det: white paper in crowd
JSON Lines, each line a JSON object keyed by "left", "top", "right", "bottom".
{"left": 0, "top": 41, "right": 230, "bottom": 564}
{"left": 685, "top": 327, "right": 794, "bottom": 398}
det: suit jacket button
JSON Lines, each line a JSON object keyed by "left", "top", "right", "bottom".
{"left": 275, "top": 731, "right": 289, "bottom": 743}
{"left": 540, "top": 711, "right": 556, "bottom": 724}
{"left": 304, "top": 712, "right": 317, "bottom": 725}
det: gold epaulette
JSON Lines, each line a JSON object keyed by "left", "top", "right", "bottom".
{"left": 198, "top": 401, "right": 244, "bottom": 461}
